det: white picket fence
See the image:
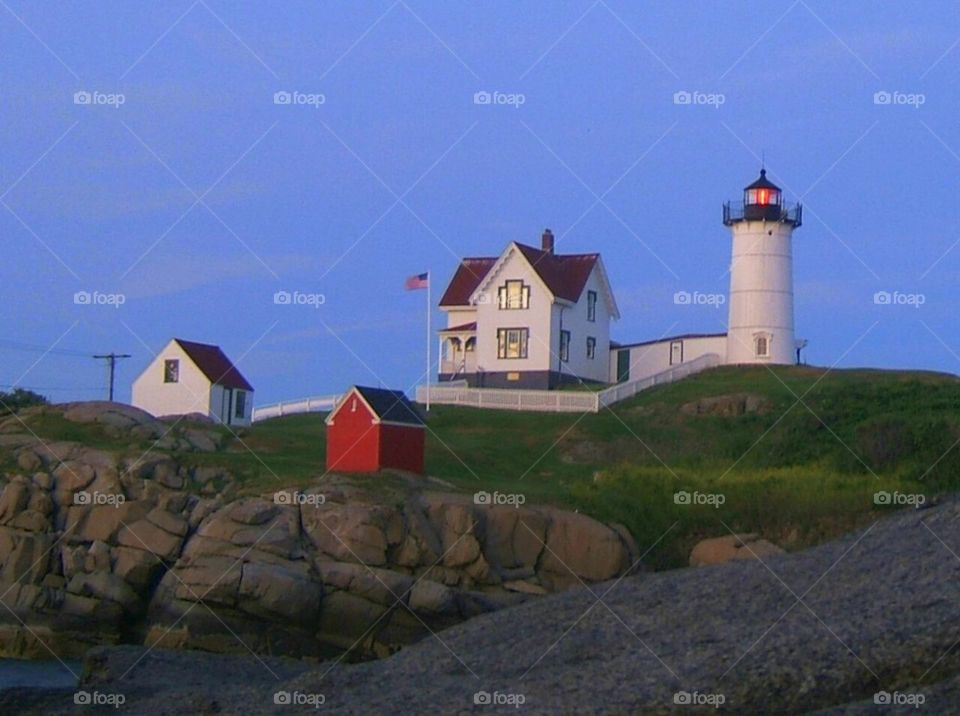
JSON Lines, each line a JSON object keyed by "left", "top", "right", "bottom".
{"left": 416, "top": 353, "right": 722, "bottom": 413}
{"left": 252, "top": 354, "right": 722, "bottom": 421}
{"left": 252, "top": 394, "right": 341, "bottom": 422}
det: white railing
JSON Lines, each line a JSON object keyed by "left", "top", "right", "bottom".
{"left": 417, "top": 353, "right": 722, "bottom": 413}
{"left": 596, "top": 353, "right": 721, "bottom": 409}
{"left": 252, "top": 394, "right": 341, "bottom": 422}
{"left": 417, "top": 384, "right": 599, "bottom": 412}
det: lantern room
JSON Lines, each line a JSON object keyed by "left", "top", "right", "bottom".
{"left": 723, "top": 168, "right": 802, "bottom": 227}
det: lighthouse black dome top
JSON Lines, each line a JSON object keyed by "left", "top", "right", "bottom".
{"left": 723, "top": 168, "right": 802, "bottom": 227}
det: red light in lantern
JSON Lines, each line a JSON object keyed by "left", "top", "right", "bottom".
{"left": 757, "top": 189, "right": 769, "bottom": 205}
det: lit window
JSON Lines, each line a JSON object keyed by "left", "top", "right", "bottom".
{"left": 498, "top": 280, "right": 530, "bottom": 310}
{"left": 163, "top": 359, "right": 179, "bottom": 383}
{"left": 586, "top": 336, "right": 596, "bottom": 359}
{"left": 587, "top": 290, "right": 597, "bottom": 322}
{"left": 497, "top": 328, "right": 528, "bottom": 359}
{"left": 560, "top": 330, "right": 570, "bottom": 362}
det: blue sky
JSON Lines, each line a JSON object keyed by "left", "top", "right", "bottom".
{"left": 3, "top": 1, "right": 960, "bottom": 405}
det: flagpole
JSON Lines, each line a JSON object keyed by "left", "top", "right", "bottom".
{"left": 426, "top": 271, "right": 431, "bottom": 411}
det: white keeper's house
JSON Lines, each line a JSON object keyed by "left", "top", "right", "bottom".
{"left": 438, "top": 229, "right": 619, "bottom": 389}
{"left": 131, "top": 338, "right": 255, "bottom": 426}
{"left": 436, "top": 169, "right": 803, "bottom": 391}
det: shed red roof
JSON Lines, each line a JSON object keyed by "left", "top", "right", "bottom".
{"left": 174, "top": 339, "right": 254, "bottom": 391}
{"left": 438, "top": 244, "right": 599, "bottom": 307}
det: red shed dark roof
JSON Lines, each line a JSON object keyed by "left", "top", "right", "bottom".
{"left": 174, "top": 339, "right": 254, "bottom": 391}
{"left": 351, "top": 386, "right": 424, "bottom": 426}
{"left": 439, "top": 244, "right": 599, "bottom": 307}
{"left": 438, "top": 258, "right": 497, "bottom": 307}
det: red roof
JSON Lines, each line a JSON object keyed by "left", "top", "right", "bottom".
{"left": 174, "top": 339, "right": 254, "bottom": 391}
{"left": 514, "top": 243, "right": 599, "bottom": 303}
{"left": 438, "top": 244, "right": 599, "bottom": 307}
{"left": 438, "top": 258, "right": 497, "bottom": 307}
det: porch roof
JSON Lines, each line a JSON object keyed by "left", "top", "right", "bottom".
{"left": 438, "top": 322, "right": 477, "bottom": 333}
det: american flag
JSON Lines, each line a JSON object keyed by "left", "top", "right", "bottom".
{"left": 405, "top": 272, "right": 429, "bottom": 290}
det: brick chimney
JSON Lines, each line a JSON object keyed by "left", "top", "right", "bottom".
{"left": 541, "top": 228, "right": 554, "bottom": 254}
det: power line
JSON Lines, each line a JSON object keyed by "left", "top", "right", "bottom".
{"left": 0, "top": 339, "right": 94, "bottom": 358}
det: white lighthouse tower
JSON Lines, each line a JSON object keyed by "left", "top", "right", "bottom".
{"left": 723, "top": 169, "right": 802, "bottom": 365}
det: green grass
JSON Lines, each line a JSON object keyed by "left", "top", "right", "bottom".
{"left": 9, "top": 365, "right": 960, "bottom": 570}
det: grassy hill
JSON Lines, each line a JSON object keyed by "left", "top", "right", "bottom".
{"left": 9, "top": 365, "right": 960, "bottom": 570}
{"left": 234, "top": 365, "right": 960, "bottom": 569}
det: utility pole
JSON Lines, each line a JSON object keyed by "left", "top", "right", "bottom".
{"left": 93, "top": 353, "right": 131, "bottom": 401}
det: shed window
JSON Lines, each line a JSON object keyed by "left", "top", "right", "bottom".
{"left": 234, "top": 390, "right": 246, "bottom": 419}
{"left": 163, "top": 359, "right": 179, "bottom": 383}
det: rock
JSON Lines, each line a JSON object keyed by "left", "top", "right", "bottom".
{"left": 112, "top": 546, "right": 164, "bottom": 591}
{"left": 237, "top": 562, "right": 322, "bottom": 621}
{"left": 66, "top": 501, "right": 152, "bottom": 544}
{"left": 689, "top": 533, "right": 785, "bottom": 567}
{"left": 480, "top": 506, "right": 548, "bottom": 569}
{"left": 16, "top": 449, "right": 41, "bottom": 472}
{"left": 52, "top": 461, "right": 96, "bottom": 492}
{"left": 85, "top": 540, "right": 112, "bottom": 572}
{"left": 183, "top": 429, "right": 221, "bottom": 452}
{"left": 0, "top": 478, "right": 31, "bottom": 524}
{"left": 229, "top": 499, "right": 278, "bottom": 526}
{"left": 168, "top": 555, "right": 243, "bottom": 606}
{"left": 680, "top": 392, "right": 773, "bottom": 417}
{"left": 8, "top": 510, "right": 50, "bottom": 532}
{"left": 146, "top": 507, "right": 188, "bottom": 537}
{"left": 502, "top": 579, "right": 548, "bottom": 595}
{"left": 0, "top": 530, "right": 51, "bottom": 584}
{"left": 194, "top": 502, "right": 300, "bottom": 559}
{"left": 62, "top": 401, "right": 156, "bottom": 428}
{"left": 320, "top": 562, "right": 412, "bottom": 606}
{"left": 540, "top": 509, "right": 630, "bottom": 584}
{"left": 31, "top": 472, "right": 52, "bottom": 491}
{"left": 408, "top": 579, "right": 457, "bottom": 616}
{"left": 67, "top": 571, "right": 140, "bottom": 610}
{"left": 302, "top": 505, "right": 390, "bottom": 566}
{"left": 117, "top": 519, "right": 185, "bottom": 561}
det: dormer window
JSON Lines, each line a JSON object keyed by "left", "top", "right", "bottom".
{"left": 498, "top": 280, "right": 530, "bottom": 310}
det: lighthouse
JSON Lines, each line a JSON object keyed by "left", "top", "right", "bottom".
{"left": 723, "top": 169, "right": 802, "bottom": 365}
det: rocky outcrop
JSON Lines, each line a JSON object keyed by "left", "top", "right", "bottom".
{"left": 17, "top": 496, "right": 960, "bottom": 715}
{"left": 0, "top": 403, "right": 637, "bottom": 661}
{"left": 689, "top": 532, "right": 784, "bottom": 566}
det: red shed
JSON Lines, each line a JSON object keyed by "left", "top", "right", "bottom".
{"left": 325, "top": 386, "right": 425, "bottom": 474}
